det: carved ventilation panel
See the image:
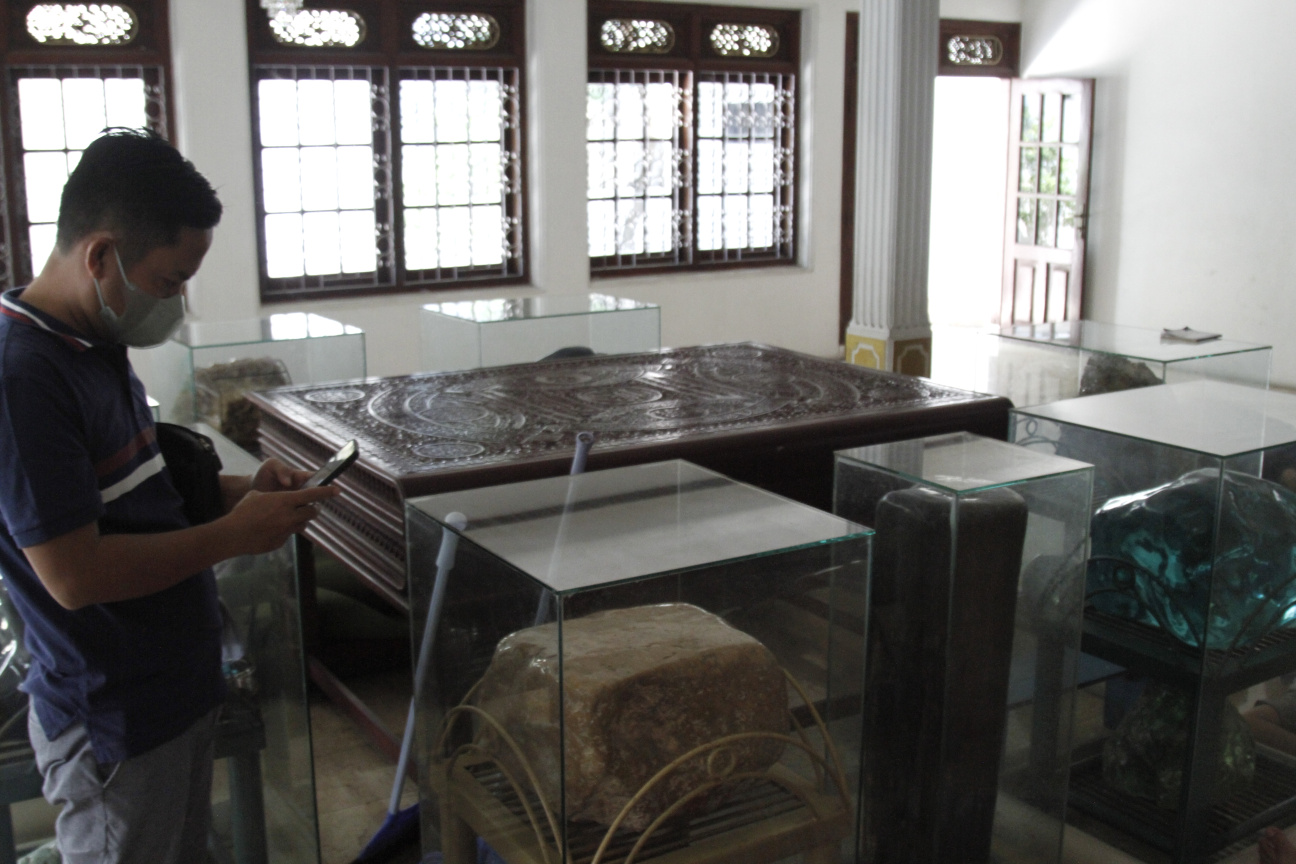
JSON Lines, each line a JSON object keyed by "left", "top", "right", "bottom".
{"left": 412, "top": 12, "right": 499, "bottom": 50}
{"left": 269, "top": 9, "right": 365, "bottom": 48}
{"left": 710, "top": 23, "right": 779, "bottom": 58}
{"left": 947, "top": 35, "right": 1004, "bottom": 67}
{"left": 26, "top": 3, "right": 137, "bottom": 45}
{"left": 599, "top": 19, "right": 674, "bottom": 54}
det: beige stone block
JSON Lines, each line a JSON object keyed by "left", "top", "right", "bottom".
{"left": 471, "top": 603, "right": 788, "bottom": 830}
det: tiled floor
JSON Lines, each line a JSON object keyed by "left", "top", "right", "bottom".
{"left": 310, "top": 669, "right": 421, "bottom": 864}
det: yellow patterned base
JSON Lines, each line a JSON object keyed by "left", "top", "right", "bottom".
{"left": 845, "top": 334, "right": 931, "bottom": 377}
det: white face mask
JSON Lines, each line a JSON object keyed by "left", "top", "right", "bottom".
{"left": 93, "top": 247, "right": 186, "bottom": 348}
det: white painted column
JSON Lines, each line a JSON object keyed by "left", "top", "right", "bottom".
{"left": 527, "top": 0, "right": 591, "bottom": 294}
{"left": 845, "top": 0, "right": 938, "bottom": 375}
{"left": 167, "top": 0, "right": 260, "bottom": 322}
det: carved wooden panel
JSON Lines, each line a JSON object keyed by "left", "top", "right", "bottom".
{"left": 251, "top": 343, "right": 1012, "bottom": 606}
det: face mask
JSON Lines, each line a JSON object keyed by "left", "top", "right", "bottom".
{"left": 93, "top": 247, "right": 186, "bottom": 348}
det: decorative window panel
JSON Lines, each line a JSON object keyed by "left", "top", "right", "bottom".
{"left": 946, "top": 35, "right": 1003, "bottom": 67}
{"left": 249, "top": 0, "right": 526, "bottom": 299}
{"left": 709, "top": 24, "right": 778, "bottom": 58}
{"left": 694, "top": 72, "right": 793, "bottom": 262}
{"left": 599, "top": 19, "right": 674, "bottom": 54}
{"left": 399, "top": 66, "right": 523, "bottom": 282}
{"left": 587, "top": 70, "right": 688, "bottom": 267}
{"left": 7, "top": 65, "right": 165, "bottom": 279}
{"left": 26, "top": 3, "right": 138, "bottom": 45}
{"left": 588, "top": 2, "right": 798, "bottom": 275}
{"left": 412, "top": 13, "right": 500, "bottom": 50}
{"left": 254, "top": 66, "right": 392, "bottom": 292}
{"left": 937, "top": 19, "right": 1020, "bottom": 77}
{"left": 268, "top": 10, "right": 365, "bottom": 48}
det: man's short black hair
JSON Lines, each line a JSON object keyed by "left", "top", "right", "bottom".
{"left": 56, "top": 128, "right": 222, "bottom": 265}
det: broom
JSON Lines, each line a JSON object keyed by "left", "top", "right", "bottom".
{"left": 353, "top": 510, "right": 468, "bottom": 863}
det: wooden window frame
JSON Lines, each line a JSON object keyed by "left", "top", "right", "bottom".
{"left": 246, "top": 0, "right": 527, "bottom": 303}
{"left": 587, "top": 0, "right": 800, "bottom": 279}
{"left": 0, "top": 1, "right": 173, "bottom": 290}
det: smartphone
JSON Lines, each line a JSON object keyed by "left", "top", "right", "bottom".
{"left": 303, "top": 440, "right": 359, "bottom": 488}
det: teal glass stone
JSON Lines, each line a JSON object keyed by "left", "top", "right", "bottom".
{"left": 1087, "top": 468, "right": 1296, "bottom": 651}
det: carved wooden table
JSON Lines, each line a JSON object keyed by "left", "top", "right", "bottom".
{"left": 249, "top": 343, "right": 1011, "bottom": 754}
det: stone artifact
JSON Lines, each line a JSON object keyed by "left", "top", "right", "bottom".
{"left": 194, "top": 357, "right": 290, "bottom": 451}
{"left": 861, "top": 486, "right": 1028, "bottom": 864}
{"left": 469, "top": 603, "right": 788, "bottom": 831}
{"left": 1078, "top": 354, "right": 1161, "bottom": 396}
{"left": 1102, "top": 681, "right": 1255, "bottom": 809}
{"left": 1088, "top": 468, "right": 1296, "bottom": 650}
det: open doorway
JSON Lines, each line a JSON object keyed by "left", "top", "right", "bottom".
{"left": 927, "top": 76, "right": 1012, "bottom": 388}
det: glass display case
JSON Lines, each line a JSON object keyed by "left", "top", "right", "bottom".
{"left": 147, "top": 313, "right": 366, "bottom": 451}
{"left": 202, "top": 425, "right": 319, "bottom": 864}
{"left": 406, "top": 460, "right": 872, "bottom": 864}
{"left": 420, "top": 293, "right": 661, "bottom": 371}
{"left": 940, "top": 321, "right": 1271, "bottom": 408}
{"left": 1011, "top": 380, "right": 1296, "bottom": 862}
{"left": 834, "top": 432, "right": 1094, "bottom": 864}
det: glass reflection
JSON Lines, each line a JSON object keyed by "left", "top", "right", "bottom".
{"left": 1062, "top": 94, "right": 1081, "bottom": 144}
{"left": 1057, "top": 202, "right": 1076, "bottom": 251}
{"left": 1042, "top": 92, "right": 1062, "bottom": 143}
{"left": 1019, "top": 148, "right": 1038, "bottom": 194}
{"left": 1021, "top": 94, "right": 1041, "bottom": 142}
{"left": 1040, "top": 147, "right": 1060, "bottom": 194}
{"left": 1036, "top": 200, "right": 1057, "bottom": 248}
{"left": 1017, "top": 197, "right": 1035, "bottom": 245}
{"left": 1060, "top": 146, "right": 1078, "bottom": 197}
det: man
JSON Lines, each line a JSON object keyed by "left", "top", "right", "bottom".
{"left": 0, "top": 129, "right": 339, "bottom": 862}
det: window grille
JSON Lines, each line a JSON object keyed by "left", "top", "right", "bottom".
{"left": 588, "top": 2, "right": 797, "bottom": 276}
{"left": 248, "top": 0, "right": 526, "bottom": 300}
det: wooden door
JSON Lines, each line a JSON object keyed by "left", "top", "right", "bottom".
{"left": 1001, "top": 78, "right": 1093, "bottom": 325}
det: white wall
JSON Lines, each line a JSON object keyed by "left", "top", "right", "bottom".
{"left": 1021, "top": 0, "right": 1296, "bottom": 387}
{"left": 154, "top": 0, "right": 859, "bottom": 389}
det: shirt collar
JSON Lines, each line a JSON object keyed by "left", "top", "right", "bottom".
{"left": 1, "top": 287, "right": 98, "bottom": 352}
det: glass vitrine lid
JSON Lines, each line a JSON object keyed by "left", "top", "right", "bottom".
{"left": 998, "top": 320, "right": 1267, "bottom": 361}
{"left": 1016, "top": 379, "right": 1296, "bottom": 457}
{"left": 423, "top": 293, "right": 658, "bottom": 323}
{"left": 172, "top": 312, "right": 360, "bottom": 347}
{"left": 839, "top": 431, "right": 1091, "bottom": 492}
{"left": 408, "top": 460, "right": 869, "bottom": 593}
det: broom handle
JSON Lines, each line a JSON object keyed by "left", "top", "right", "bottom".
{"left": 390, "top": 510, "right": 468, "bottom": 814}
{"left": 534, "top": 432, "right": 595, "bottom": 626}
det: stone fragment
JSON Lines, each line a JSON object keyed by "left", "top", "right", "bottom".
{"left": 1078, "top": 354, "right": 1161, "bottom": 396}
{"left": 1102, "top": 681, "right": 1255, "bottom": 809}
{"left": 470, "top": 603, "right": 788, "bottom": 830}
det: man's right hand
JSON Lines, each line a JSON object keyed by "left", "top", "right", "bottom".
{"left": 223, "top": 483, "right": 340, "bottom": 555}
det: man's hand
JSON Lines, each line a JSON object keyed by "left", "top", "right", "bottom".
{"left": 250, "top": 457, "right": 316, "bottom": 493}
{"left": 223, "top": 483, "right": 338, "bottom": 556}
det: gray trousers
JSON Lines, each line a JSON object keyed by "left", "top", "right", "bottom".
{"left": 28, "top": 707, "right": 217, "bottom": 864}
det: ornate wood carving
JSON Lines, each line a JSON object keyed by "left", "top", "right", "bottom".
{"left": 251, "top": 343, "right": 1011, "bottom": 606}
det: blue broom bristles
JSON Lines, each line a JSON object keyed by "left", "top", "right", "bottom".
{"left": 352, "top": 803, "right": 419, "bottom": 863}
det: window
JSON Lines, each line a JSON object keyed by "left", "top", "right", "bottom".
{"left": 1, "top": 2, "right": 171, "bottom": 290}
{"left": 587, "top": 2, "right": 798, "bottom": 276}
{"left": 246, "top": 0, "right": 526, "bottom": 302}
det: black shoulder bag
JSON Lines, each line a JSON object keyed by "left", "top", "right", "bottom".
{"left": 155, "top": 422, "right": 225, "bottom": 526}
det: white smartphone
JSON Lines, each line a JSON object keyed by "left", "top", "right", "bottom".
{"left": 303, "top": 440, "right": 359, "bottom": 488}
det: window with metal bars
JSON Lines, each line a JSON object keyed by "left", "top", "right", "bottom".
{"left": 246, "top": 0, "right": 526, "bottom": 302}
{"left": 587, "top": 1, "right": 797, "bottom": 276}
{"left": 0, "top": 2, "right": 172, "bottom": 290}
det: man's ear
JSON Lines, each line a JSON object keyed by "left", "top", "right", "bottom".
{"left": 82, "top": 235, "right": 114, "bottom": 281}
